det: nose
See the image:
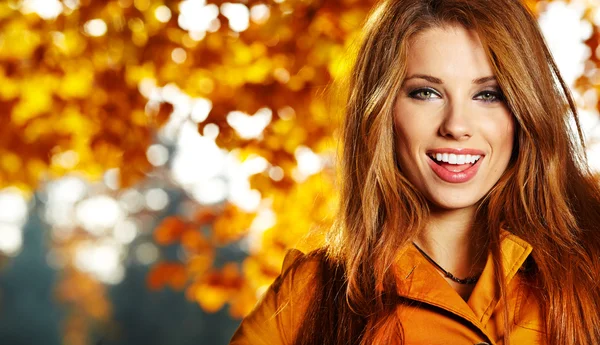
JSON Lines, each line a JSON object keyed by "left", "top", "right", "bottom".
{"left": 438, "top": 99, "right": 473, "bottom": 140}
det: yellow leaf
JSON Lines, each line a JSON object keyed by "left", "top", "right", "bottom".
{"left": 0, "top": 19, "right": 41, "bottom": 60}
{"left": 194, "top": 283, "right": 229, "bottom": 313}
{"left": 59, "top": 64, "right": 95, "bottom": 99}
{"left": 1, "top": 152, "right": 22, "bottom": 174}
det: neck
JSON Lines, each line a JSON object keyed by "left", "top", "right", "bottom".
{"left": 413, "top": 205, "right": 489, "bottom": 280}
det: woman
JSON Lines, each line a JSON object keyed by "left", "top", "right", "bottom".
{"left": 230, "top": 0, "right": 600, "bottom": 344}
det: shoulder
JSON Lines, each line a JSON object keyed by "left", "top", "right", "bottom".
{"left": 229, "top": 248, "right": 326, "bottom": 345}
{"left": 270, "top": 248, "right": 326, "bottom": 295}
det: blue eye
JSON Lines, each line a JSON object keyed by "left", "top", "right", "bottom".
{"left": 409, "top": 88, "right": 440, "bottom": 100}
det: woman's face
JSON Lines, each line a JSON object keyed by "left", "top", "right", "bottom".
{"left": 393, "top": 25, "right": 514, "bottom": 210}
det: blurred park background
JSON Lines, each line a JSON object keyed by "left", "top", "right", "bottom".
{"left": 0, "top": 0, "right": 599, "bottom": 344}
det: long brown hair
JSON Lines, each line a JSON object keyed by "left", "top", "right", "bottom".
{"left": 294, "top": 0, "right": 600, "bottom": 344}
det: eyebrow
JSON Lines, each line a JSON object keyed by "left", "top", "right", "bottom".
{"left": 404, "top": 74, "right": 497, "bottom": 85}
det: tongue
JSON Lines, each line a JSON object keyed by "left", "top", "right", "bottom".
{"left": 439, "top": 162, "right": 472, "bottom": 172}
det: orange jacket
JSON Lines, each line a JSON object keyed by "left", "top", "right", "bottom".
{"left": 230, "top": 231, "right": 543, "bottom": 345}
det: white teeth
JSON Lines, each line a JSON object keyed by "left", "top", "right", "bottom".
{"left": 429, "top": 153, "right": 482, "bottom": 164}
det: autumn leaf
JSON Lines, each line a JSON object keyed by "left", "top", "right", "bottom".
{"left": 153, "top": 216, "right": 188, "bottom": 245}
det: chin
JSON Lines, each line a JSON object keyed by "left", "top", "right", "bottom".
{"left": 425, "top": 192, "right": 483, "bottom": 211}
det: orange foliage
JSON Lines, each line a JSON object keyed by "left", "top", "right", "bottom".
{"left": 212, "top": 204, "right": 256, "bottom": 244}
{"left": 153, "top": 216, "right": 188, "bottom": 245}
{"left": 147, "top": 261, "right": 188, "bottom": 290}
{"left": 187, "top": 263, "right": 245, "bottom": 313}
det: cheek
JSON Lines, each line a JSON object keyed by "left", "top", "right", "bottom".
{"left": 394, "top": 109, "right": 435, "bottom": 158}
{"left": 394, "top": 118, "right": 422, "bottom": 164}
{"left": 482, "top": 112, "right": 515, "bottom": 160}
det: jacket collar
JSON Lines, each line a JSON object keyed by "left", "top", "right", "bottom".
{"left": 392, "top": 230, "right": 533, "bottom": 328}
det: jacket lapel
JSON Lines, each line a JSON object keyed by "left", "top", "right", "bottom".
{"left": 467, "top": 231, "right": 533, "bottom": 324}
{"left": 392, "top": 230, "right": 533, "bottom": 333}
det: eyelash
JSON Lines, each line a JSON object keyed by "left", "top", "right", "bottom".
{"left": 408, "top": 87, "right": 504, "bottom": 103}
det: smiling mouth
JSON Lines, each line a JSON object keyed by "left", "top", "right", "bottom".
{"left": 427, "top": 153, "right": 482, "bottom": 172}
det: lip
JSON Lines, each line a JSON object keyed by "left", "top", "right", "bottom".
{"left": 427, "top": 148, "right": 486, "bottom": 155}
{"left": 426, "top": 153, "right": 484, "bottom": 183}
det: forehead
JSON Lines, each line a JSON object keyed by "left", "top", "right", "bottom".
{"left": 405, "top": 25, "right": 494, "bottom": 79}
